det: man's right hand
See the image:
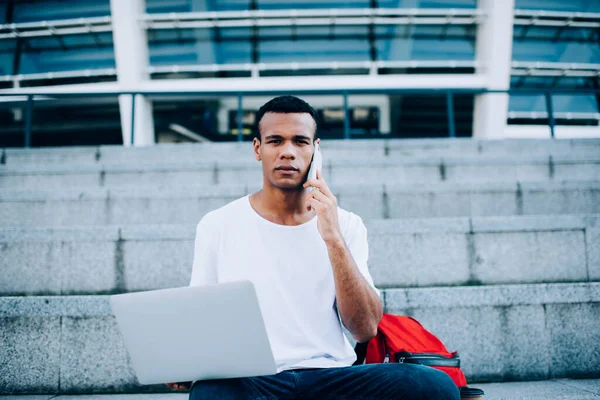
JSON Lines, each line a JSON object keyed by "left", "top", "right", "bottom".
{"left": 165, "top": 381, "right": 192, "bottom": 391}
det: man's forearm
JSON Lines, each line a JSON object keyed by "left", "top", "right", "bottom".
{"left": 325, "top": 236, "right": 383, "bottom": 343}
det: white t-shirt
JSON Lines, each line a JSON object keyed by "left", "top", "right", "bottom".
{"left": 189, "top": 194, "right": 380, "bottom": 373}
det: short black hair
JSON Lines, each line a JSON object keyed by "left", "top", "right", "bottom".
{"left": 254, "top": 95, "right": 319, "bottom": 141}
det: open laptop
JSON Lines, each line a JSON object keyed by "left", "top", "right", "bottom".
{"left": 110, "top": 280, "right": 277, "bottom": 385}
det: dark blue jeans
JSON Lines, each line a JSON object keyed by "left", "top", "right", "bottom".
{"left": 188, "top": 363, "right": 460, "bottom": 400}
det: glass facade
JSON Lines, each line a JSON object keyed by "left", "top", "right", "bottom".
{"left": 0, "top": 0, "right": 115, "bottom": 83}
{"left": 509, "top": 0, "right": 600, "bottom": 121}
{"left": 0, "top": 0, "right": 598, "bottom": 146}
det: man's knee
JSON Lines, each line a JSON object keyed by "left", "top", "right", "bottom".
{"left": 188, "top": 379, "right": 248, "bottom": 400}
{"left": 415, "top": 366, "right": 460, "bottom": 400}
{"left": 378, "top": 363, "right": 460, "bottom": 400}
{"left": 189, "top": 380, "right": 220, "bottom": 400}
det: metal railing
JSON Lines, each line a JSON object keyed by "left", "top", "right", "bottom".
{"left": 513, "top": 9, "right": 600, "bottom": 29}
{"left": 0, "top": 87, "right": 598, "bottom": 147}
{"left": 4, "top": 60, "right": 599, "bottom": 87}
{"left": 142, "top": 8, "right": 482, "bottom": 30}
{"left": 0, "top": 16, "right": 112, "bottom": 40}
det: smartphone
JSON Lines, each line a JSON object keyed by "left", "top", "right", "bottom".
{"left": 306, "top": 142, "right": 322, "bottom": 193}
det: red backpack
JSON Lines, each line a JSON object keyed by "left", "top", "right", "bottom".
{"left": 357, "top": 313, "right": 467, "bottom": 388}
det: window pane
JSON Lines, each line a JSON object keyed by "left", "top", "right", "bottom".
{"left": 19, "top": 33, "right": 115, "bottom": 74}
{"left": 377, "top": 25, "right": 475, "bottom": 61}
{"left": 13, "top": 0, "right": 110, "bottom": 22}
{"left": 0, "top": 40, "right": 16, "bottom": 76}
{"left": 515, "top": 0, "right": 600, "bottom": 12}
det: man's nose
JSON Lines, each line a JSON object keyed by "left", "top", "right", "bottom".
{"left": 279, "top": 142, "right": 296, "bottom": 159}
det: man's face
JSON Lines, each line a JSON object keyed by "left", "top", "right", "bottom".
{"left": 253, "top": 112, "right": 319, "bottom": 190}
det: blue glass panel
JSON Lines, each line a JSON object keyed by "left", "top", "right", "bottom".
{"left": 513, "top": 20, "right": 600, "bottom": 64}
{"left": 0, "top": 40, "right": 16, "bottom": 75}
{"left": 217, "top": 42, "right": 253, "bottom": 64}
{"left": 512, "top": 0, "right": 600, "bottom": 86}
{"left": 509, "top": 94, "right": 598, "bottom": 113}
{"left": 19, "top": 33, "right": 115, "bottom": 74}
{"left": 511, "top": 76, "right": 592, "bottom": 89}
{"left": 209, "top": 0, "right": 251, "bottom": 11}
{"left": 220, "top": 27, "right": 252, "bottom": 39}
{"left": 515, "top": 0, "right": 600, "bottom": 12}
{"left": 513, "top": 26, "right": 595, "bottom": 42}
{"left": 376, "top": 25, "right": 474, "bottom": 61}
{"left": 550, "top": 95, "right": 598, "bottom": 114}
{"left": 149, "top": 42, "right": 198, "bottom": 66}
{"left": 13, "top": 0, "right": 110, "bottom": 22}
{"left": 509, "top": 76, "right": 599, "bottom": 114}
{"left": 149, "top": 22, "right": 474, "bottom": 65}
{"left": 513, "top": 41, "right": 600, "bottom": 64}
{"left": 257, "top": 25, "right": 368, "bottom": 63}
{"left": 0, "top": 3, "right": 6, "bottom": 24}
{"left": 260, "top": 40, "right": 369, "bottom": 63}
{"left": 149, "top": 28, "right": 253, "bottom": 65}
{"left": 146, "top": 0, "right": 250, "bottom": 13}
{"left": 146, "top": 0, "right": 191, "bottom": 13}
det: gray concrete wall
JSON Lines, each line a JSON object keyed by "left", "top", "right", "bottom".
{"left": 0, "top": 157, "right": 600, "bottom": 189}
{"left": 2, "top": 138, "right": 599, "bottom": 168}
{"left": 1, "top": 283, "right": 598, "bottom": 394}
{"left": 1, "top": 215, "right": 598, "bottom": 295}
{"left": 1, "top": 138, "right": 599, "bottom": 395}
{"left": 1, "top": 155, "right": 599, "bottom": 190}
{"left": 384, "top": 283, "right": 600, "bottom": 382}
{"left": 1, "top": 181, "right": 598, "bottom": 226}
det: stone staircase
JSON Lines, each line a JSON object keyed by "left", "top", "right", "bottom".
{"left": 1, "top": 138, "right": 599, "bottom": 395}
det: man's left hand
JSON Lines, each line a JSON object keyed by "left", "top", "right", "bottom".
{"left": 303, "top": 169, "right": 343, "bottom": 243}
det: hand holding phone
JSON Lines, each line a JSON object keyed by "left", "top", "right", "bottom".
{"left": 306, "top": 142, "right": 322, "bottom": 193}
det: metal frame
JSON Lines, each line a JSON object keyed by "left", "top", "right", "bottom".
{"left": 508, "top": 111, "right": 600, "bottom": 120}
{"left": 511, "top": 61, "right": 600, "bottom": 79}
{"left": 148, "top": 60, "right": 477, "bottom": 76}
{"left": 0, "top": 61, "right": 477, "bottom": 87}
{"left": 0, "top": 15, "right": 115, "bottom": 84}
{"left": 0, "top": 68, "right": 117, "bottom": 85}
{"left": 141, "top": 8, "right": 483, "bottom": 30}
{"left": 3, "top": 87, "right": 598, "bottom": 147}
{"left": 0, "top": 16, "right": 112, "bottom": 40}
{"left": 511, "top": 63, "right": 600, "bottom": 89}
{"left": 514, "top": 9, "right": 600, "bottom": 29}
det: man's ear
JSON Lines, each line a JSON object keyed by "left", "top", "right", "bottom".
{"left": 315, "top": 138, "right": 321, "bottom": 146}
{"left": 253, "top": 138, "right": 261, "bottom": 161}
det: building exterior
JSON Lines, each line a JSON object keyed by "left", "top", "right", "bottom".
{"left": 0, "top": 0, "right": 599, "bottom": 147}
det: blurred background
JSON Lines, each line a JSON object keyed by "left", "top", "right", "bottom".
{"left": 1, "top": 0, "right": 600, "bottom": 147}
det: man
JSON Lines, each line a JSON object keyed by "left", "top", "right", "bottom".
{"left": 167, "top": 96, "right": 459, "bottom": 399}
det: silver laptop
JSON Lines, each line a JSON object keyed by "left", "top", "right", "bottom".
{"left": 110, "top": 280, "right": 277, "bottom": 385}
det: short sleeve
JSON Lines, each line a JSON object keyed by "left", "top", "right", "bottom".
{"left": 189, "top": 213, "right": 219, "bottom": 287}
{"left": 344, "top": 212, "right": 380, "bottom": 298}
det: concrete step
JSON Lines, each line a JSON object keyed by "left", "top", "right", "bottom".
{"left": 2, "top": 138, "right": 599, "bottom": 168}
{"left": 1, "top": 283, "right": 598, "bottom": 394}
{"left": 476, "top": 379, "right": 600, "bottom": 400}
{"left": 1, "top": 214, "right": 598, "bottom": 295}
{"left": 1, "top": 154, "right": 599, "bottom": 190}
{"left": 1, "top": 181, "right": 598, "bottom": 226}
{"left": 1, "top": 379, "right": 600, "bottom": 399}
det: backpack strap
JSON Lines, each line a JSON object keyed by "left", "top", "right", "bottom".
{"left": 353, "top": 341, "right": 369, "bottom": 365}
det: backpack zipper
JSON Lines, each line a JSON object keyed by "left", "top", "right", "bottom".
{"left": 394, "top": 351, "right": 461, "bottom": 368}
